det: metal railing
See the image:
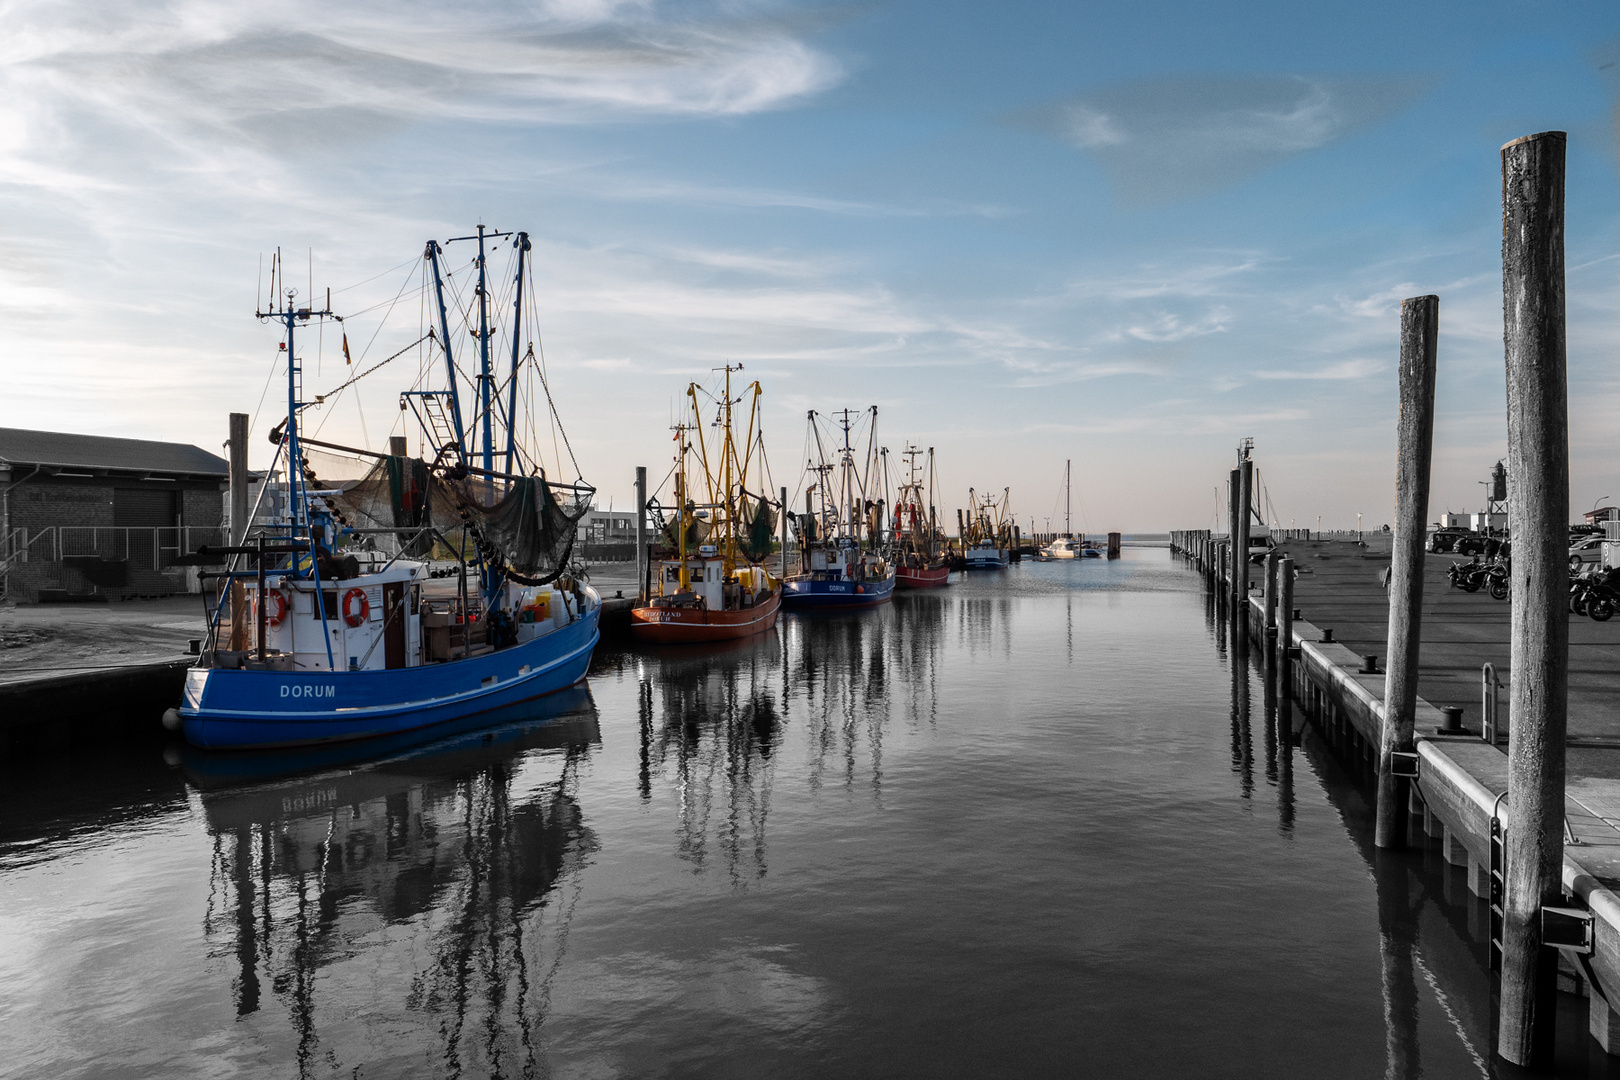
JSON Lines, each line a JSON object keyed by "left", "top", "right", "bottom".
{"left": 21, "top": 526, "right": 227, "bottom": 569}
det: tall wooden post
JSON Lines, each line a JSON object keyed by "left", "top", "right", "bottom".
{"left": 1264, "top": 551, "right": 1279, "bottom": 631}
{"left": 229, "top": 413, "right": 251, "bottom": 547}
{"left": 1228, "top": 469, "right": 1242, "bottom": 606}
{"left": 227, "top": 413, "right": 251, "bottom": 653}
{"left": 1376, "top": 295, "right": 1440, "bottom": 851}
{"left": 780, "top": 485, "right": 789, "bottom": 578}
{"left": 1497, "top": 130, "right": 1568, "bottom": 1069}
{"left": 634, "top": 466, "right": 648, "bottom": 602}
{"left": 1279, "top": 556, "right": 1294, "bottom": 674}
{"left": 1236, "top": 460, "right": 1253, "bottom": 615}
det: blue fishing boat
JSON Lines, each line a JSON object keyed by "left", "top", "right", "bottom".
{"left": 170, "top": 229, "right": 601, "bottom": 750}
{"left": 783, "top": 407, "right": 896, "bottom": 610}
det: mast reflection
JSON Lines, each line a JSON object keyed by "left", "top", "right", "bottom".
{"left": 192, "top": 689, "right": 600, "bottom": 1078}
{"left": 633, "top": 603, "right": 944, "bottom": 882}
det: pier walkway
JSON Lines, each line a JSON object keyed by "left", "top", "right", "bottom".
{"left": 1176, "top": 531, "right": 1620, "bottom": 1053}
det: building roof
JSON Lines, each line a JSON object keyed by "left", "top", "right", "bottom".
{"left": 0, "top": 426, "right": 227, "bottom": 477}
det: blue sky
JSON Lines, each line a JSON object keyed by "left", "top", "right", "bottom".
{"left": 2, "top": 0, "right": 1618, "bottom": 531}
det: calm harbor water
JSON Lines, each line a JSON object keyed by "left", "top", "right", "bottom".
{"left": 0, "top": 549, "right": 1611, "bottom": 1077}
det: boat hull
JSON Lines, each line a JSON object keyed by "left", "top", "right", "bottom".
{"left": 179, "top": 604, "right": 601, "bottom": 750}
{"left": 629, "top": 588, "right": 781, "bottom": 644}
{"left": 896, "top": 565, "right": 950, "bottom": 588}
{"left": 963, "top": 554, "right": 1008, "bottom": 569}
{"left": 781, "top": 573, "right": 896, "bottom": 609}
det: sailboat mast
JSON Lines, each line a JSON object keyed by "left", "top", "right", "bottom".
{"left": 1065, "top": 458, "right": 1071, "bottom": 536}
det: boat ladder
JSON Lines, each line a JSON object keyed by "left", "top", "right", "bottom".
{"left": 403, "top": 390, "right": 463, "bottom": 463}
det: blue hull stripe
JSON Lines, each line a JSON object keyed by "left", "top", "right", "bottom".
{"left": 180, "top": 611, "right": 600, "bottom": 750}
{"left": 781, "top": 576, "right": 896, "bottom": 609}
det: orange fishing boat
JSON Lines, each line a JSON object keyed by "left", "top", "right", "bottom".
{"left": 630, "top": 366, "right": 783, "bottom": 645}
{"left": 892, "top": 444, "right": 951, "bottom": 589}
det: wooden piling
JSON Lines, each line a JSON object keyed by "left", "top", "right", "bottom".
{"left": 780, "top": 485, "right": 789, "bottom": 579}
{"left": 229, "top": 413, "right": 251, "bottom": 547}
{"left": 1496, "top": 130, "right": 1569, "bottom": 1069}
{"left": 227, "top": 413, "right": 250, "bottom": 652}
{"left": 1228, "top": 469, "right": 1242, "bottom": 606}
{"left": 1279, "top": 556, "right": 1294, "bottom": 661}
{"left": 1264, "top": 551, "right": 1279, "bottom": 631}
{"left": 634, "top": 466, "right": 648, "bottom": 602}
{"left": 1375, "top": 295, "right": 1440, "bottom": 851}
{"left": 1236, "top": 460, "right": 1252, "bottom": 608}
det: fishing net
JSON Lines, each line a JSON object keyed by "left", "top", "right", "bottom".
{"left": 330, "top": 455, "right": 590, "bottom": 585}
{"left": 736, "top": 492, "right": 777, "bottom": 564}
{"left": 660, "top": 511, "right": 711, "bottom": 552}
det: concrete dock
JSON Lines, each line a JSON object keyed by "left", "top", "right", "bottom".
{"left": 1175, "top": 531, "right": 1620, "bottom": 1054}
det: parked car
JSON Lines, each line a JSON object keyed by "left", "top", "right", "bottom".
{"left": 1570, "top": 535, "right": 1605, "bottom": 573}
{"left": 1427, "top": 527, "right": 1472, "bottom": 553}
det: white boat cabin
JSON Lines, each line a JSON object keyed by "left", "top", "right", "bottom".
{"left": 802, "top": 538, "right": 887, "bottom": 582}
{"left": 232, "top": 558, "right": 578, "bottom": 672}
{"left": 964, "top": 541, "right": 1007, "bottom": 568}
{"left": 653, "top": 544, "right": 776, "bottom": 610}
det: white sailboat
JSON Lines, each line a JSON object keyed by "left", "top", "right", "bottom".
{"left": 1040, "top": 460, "right": 1101, "bottom": 560}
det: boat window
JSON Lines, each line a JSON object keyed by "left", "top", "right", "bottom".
{"left": 316, "top": 590, "right": 339, "bottom": 619}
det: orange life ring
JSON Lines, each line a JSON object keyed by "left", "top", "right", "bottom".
{"left": 855, "top": 585, "right": 864, "bottom": 594}
{"left": 342, "top": 587, "right": 370, "bottom": 627}
{"left": 262, "top": 588, "right": 289, "bottom": 626}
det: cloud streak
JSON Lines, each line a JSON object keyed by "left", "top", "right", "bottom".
{"left": 1011, "top": 73, "right": 1433, "bottom": 205}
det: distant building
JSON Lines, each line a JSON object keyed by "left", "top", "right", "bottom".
{"left": 1586, "top": 506, "right": 1619, "bottom": 525}
{"left": 0, "top": 427, "right": 228, "bottom": 601}
{"left": 575, "top": 507, "right": 638, "bottom": 560}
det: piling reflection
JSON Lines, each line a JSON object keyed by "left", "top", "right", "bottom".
{"left": 191, "top": 689, "right": 600, "bottom": 1078}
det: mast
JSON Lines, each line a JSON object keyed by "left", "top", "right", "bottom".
{"left": 503, "top": 232, "right": 529, "bottom": 479}
{"left": 675, "top": 424, "right": 690, "bottom": 593}
{"left": 442, "top": 224, "right": 513, "bottom": 502}
{"left": 1066, "top": 458, "right": 1071, "bottom": 536}
{"left": 476, "top": 225, "right": 492, "bottom": 502}
{"left": 424, "top": 242, "right": 468, "bottom": 458}
{"left": 722, "top": 364, "right": 736, "bottom": 574}
{"left": 259, "top": 271, "right": 337, "bottom": 672}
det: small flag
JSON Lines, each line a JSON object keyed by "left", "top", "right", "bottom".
{"left": 342, "top": 332, "right": 352, "bottom": 365}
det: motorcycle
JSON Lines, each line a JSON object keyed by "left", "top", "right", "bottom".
{"left": 1448, "top": 558, "right": 1488, "bottom": 593}
{"left": 1587, "top": 569, "right": 1620, "bottom": 622}
{"left": 1486, "top": 558, "right": 1510, "bottom": 601}
{"left": 1571, "top": 573, "right": 1597, "bottom": 616}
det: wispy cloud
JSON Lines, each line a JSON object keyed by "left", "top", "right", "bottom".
{"left": 1120, "top": 308, "right": 1231, "bottom": 343}
{"left": 1010, "top": 74, "right": 1434, "bottom": 205}
{"left": 1252, "top": 357, "right": 1385, "bottom": 380}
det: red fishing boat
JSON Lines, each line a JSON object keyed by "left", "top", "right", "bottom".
{"left": 892, "top": 445, "right": 951, "bottom": 589}
{"left": 630, "top": 366, "right": 783, "bottom": 644}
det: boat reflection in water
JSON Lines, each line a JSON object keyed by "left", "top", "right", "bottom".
{"left": 186, "top": 687, "right": 600, "bottom": 1077}
{"left": 621, "top": 599, "right": 948, "bottom": 884}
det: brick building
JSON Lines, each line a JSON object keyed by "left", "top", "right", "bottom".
{"left": 0, "top": 427, "right": 228, "bottom": 601}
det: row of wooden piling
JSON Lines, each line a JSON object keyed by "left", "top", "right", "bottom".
{"left": 1175, "top": 130, "right": 1574, "bottom": 1068}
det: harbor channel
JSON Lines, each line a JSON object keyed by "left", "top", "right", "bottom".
{"left": 2, "top": 547, "right": 1607, "bottom": 1077}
